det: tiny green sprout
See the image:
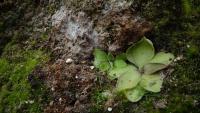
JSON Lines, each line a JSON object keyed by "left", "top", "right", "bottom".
{"left": 93, "top": 37, "right": 174, "bottom": 102}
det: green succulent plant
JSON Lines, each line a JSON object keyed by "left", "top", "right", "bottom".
{"left": 93, "top": 37, "right": 174, "bottom": 102}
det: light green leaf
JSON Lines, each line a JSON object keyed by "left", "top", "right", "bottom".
{"left": 108, "top": 59, "right": 128, "bottom": 79}
{"left": 140, "top": 74, "right": 163, "bottom": 93}
{"left": 99, "top": 62, "right": 111, "bottom": 72}
{"left": 125, "top": 85, "right": 145, "bottom": 102}
{"left": 143, "top": 52, "right": 174, "bottom": 74}
{"left": 93, "top": 48, "right": 112, "bottom": 71}
{"left": 108, "top": 68, "right": 125, "bottom": 79}
{"left": 113, "top": 59, "right": 127, "bottom": 68}
{"left": 93, "top": 48, "right": 108, "bottom": 68}
{"left": 126, "top": 37, "right": 155, "bottom": 68}
{"left": 149, "top": 52, "right": 174, "bottom": 65}
{"left": 143, "top": 63, "right": 166, "bottom": 74}
{"left": 116, "top": 65, "right": 141, "bottom": 92}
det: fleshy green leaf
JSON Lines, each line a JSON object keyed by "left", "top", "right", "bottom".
{"left": 113, "top": 59, "right": 127, "bottom": 68}
{"left": 93, "top": 48, "right": 108, "bottom": 68}
{"left": 99, "top": 62, "right": 111, "bottom": 72}
{"left": 116, "top": 65, "right": 141, "bottom": 92}
{"left": 149, "top": 52, "right": 174, "bottom": 65}
{"left": 144, "top": 52, "right": 174, "bottom": 74}
{"left": 126, "top": 37, "right": 155, "bottom": 68}
{"left": 125, "top": 85, "right": 145, "bottom": 102}
{"left": 93, "top": 48, "right": 112, "bottom": 71}
{"left": 143, "top": 63, "right": 166, "bottom": 74}
{"left": 139, "top": 74, "right": 163, "bottom": 93}
{"left": 108, "top": 60, "right": 128, "bottom": 79}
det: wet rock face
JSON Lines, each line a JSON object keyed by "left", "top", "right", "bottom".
{"left": 50, "top": 0, "right": 152, "bottom": 59}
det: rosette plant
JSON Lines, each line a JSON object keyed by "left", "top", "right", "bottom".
{"left": 93, "top": 37, "right": 174, "bottom": 102}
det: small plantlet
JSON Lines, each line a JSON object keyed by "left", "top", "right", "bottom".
{"left": 93, "top": 37, "right": 174, "bottom": 102}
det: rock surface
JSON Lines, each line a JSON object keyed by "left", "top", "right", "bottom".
{"left": 50, "top": 1, "right": 151, "bottom": 61}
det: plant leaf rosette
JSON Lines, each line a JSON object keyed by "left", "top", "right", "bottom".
{"left": 93, "top": 37, "right": 174, "bottom": 102}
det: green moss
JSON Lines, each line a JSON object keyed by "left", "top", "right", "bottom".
{"left": 129, "top": 93, "right": 198, "bottom": 113}
{"left": 89, "top": 73, "right": 115, "bottom": 113}
{"left": 89, "top": 90, "right": 107, "bottom": 113}
{"left": 181, "top": 0, "right": 192, "bottom": 16}
{"left": 0, "top": 43, "right": 49, "bottom": 113}
{"left": 0, "top": 1, "right": 55, "bottom": 113}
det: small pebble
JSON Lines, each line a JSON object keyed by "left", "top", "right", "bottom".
{"left": 177, "top": 57, "right": 181, "bottom": 60}
{"left": 51, "top": 87, "right": 55, "bottom": 91}
{"left": 81, "top": 61, "right": 86, "bottom": 64}
{"left": 50, "top": 101, "right": 54, "bottom": 106}
{"left": 59, "top": 98, "right": 62, "bottom": 102}
{"left": 75, "top": 75, "right": 79, "bottom": 79}
{"left": 174, "top": 55, "right": 183, "bottom": 62}
{"left": 66, "top": 58, "right": 73, "bottom": 64}
{"left": 107, "top": 107, "right": 112, "bottom": 112}
{"left": 186, "top": 44, "right": 190, "bottom": 48}
{"left": 90, "top": 66, "right": 94, "bottom": 70}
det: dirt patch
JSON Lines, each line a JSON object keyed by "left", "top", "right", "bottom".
{"left": 42, "top": 59, "right": 100, "bottom": 113}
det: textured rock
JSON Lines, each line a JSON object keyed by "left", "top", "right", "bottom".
{"left": 50, "top": 1, "right": 152, "bottom": 60}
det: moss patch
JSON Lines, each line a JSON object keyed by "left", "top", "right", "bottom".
{"left": 0, "top": 43, "right": 49, "bottom": 113}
